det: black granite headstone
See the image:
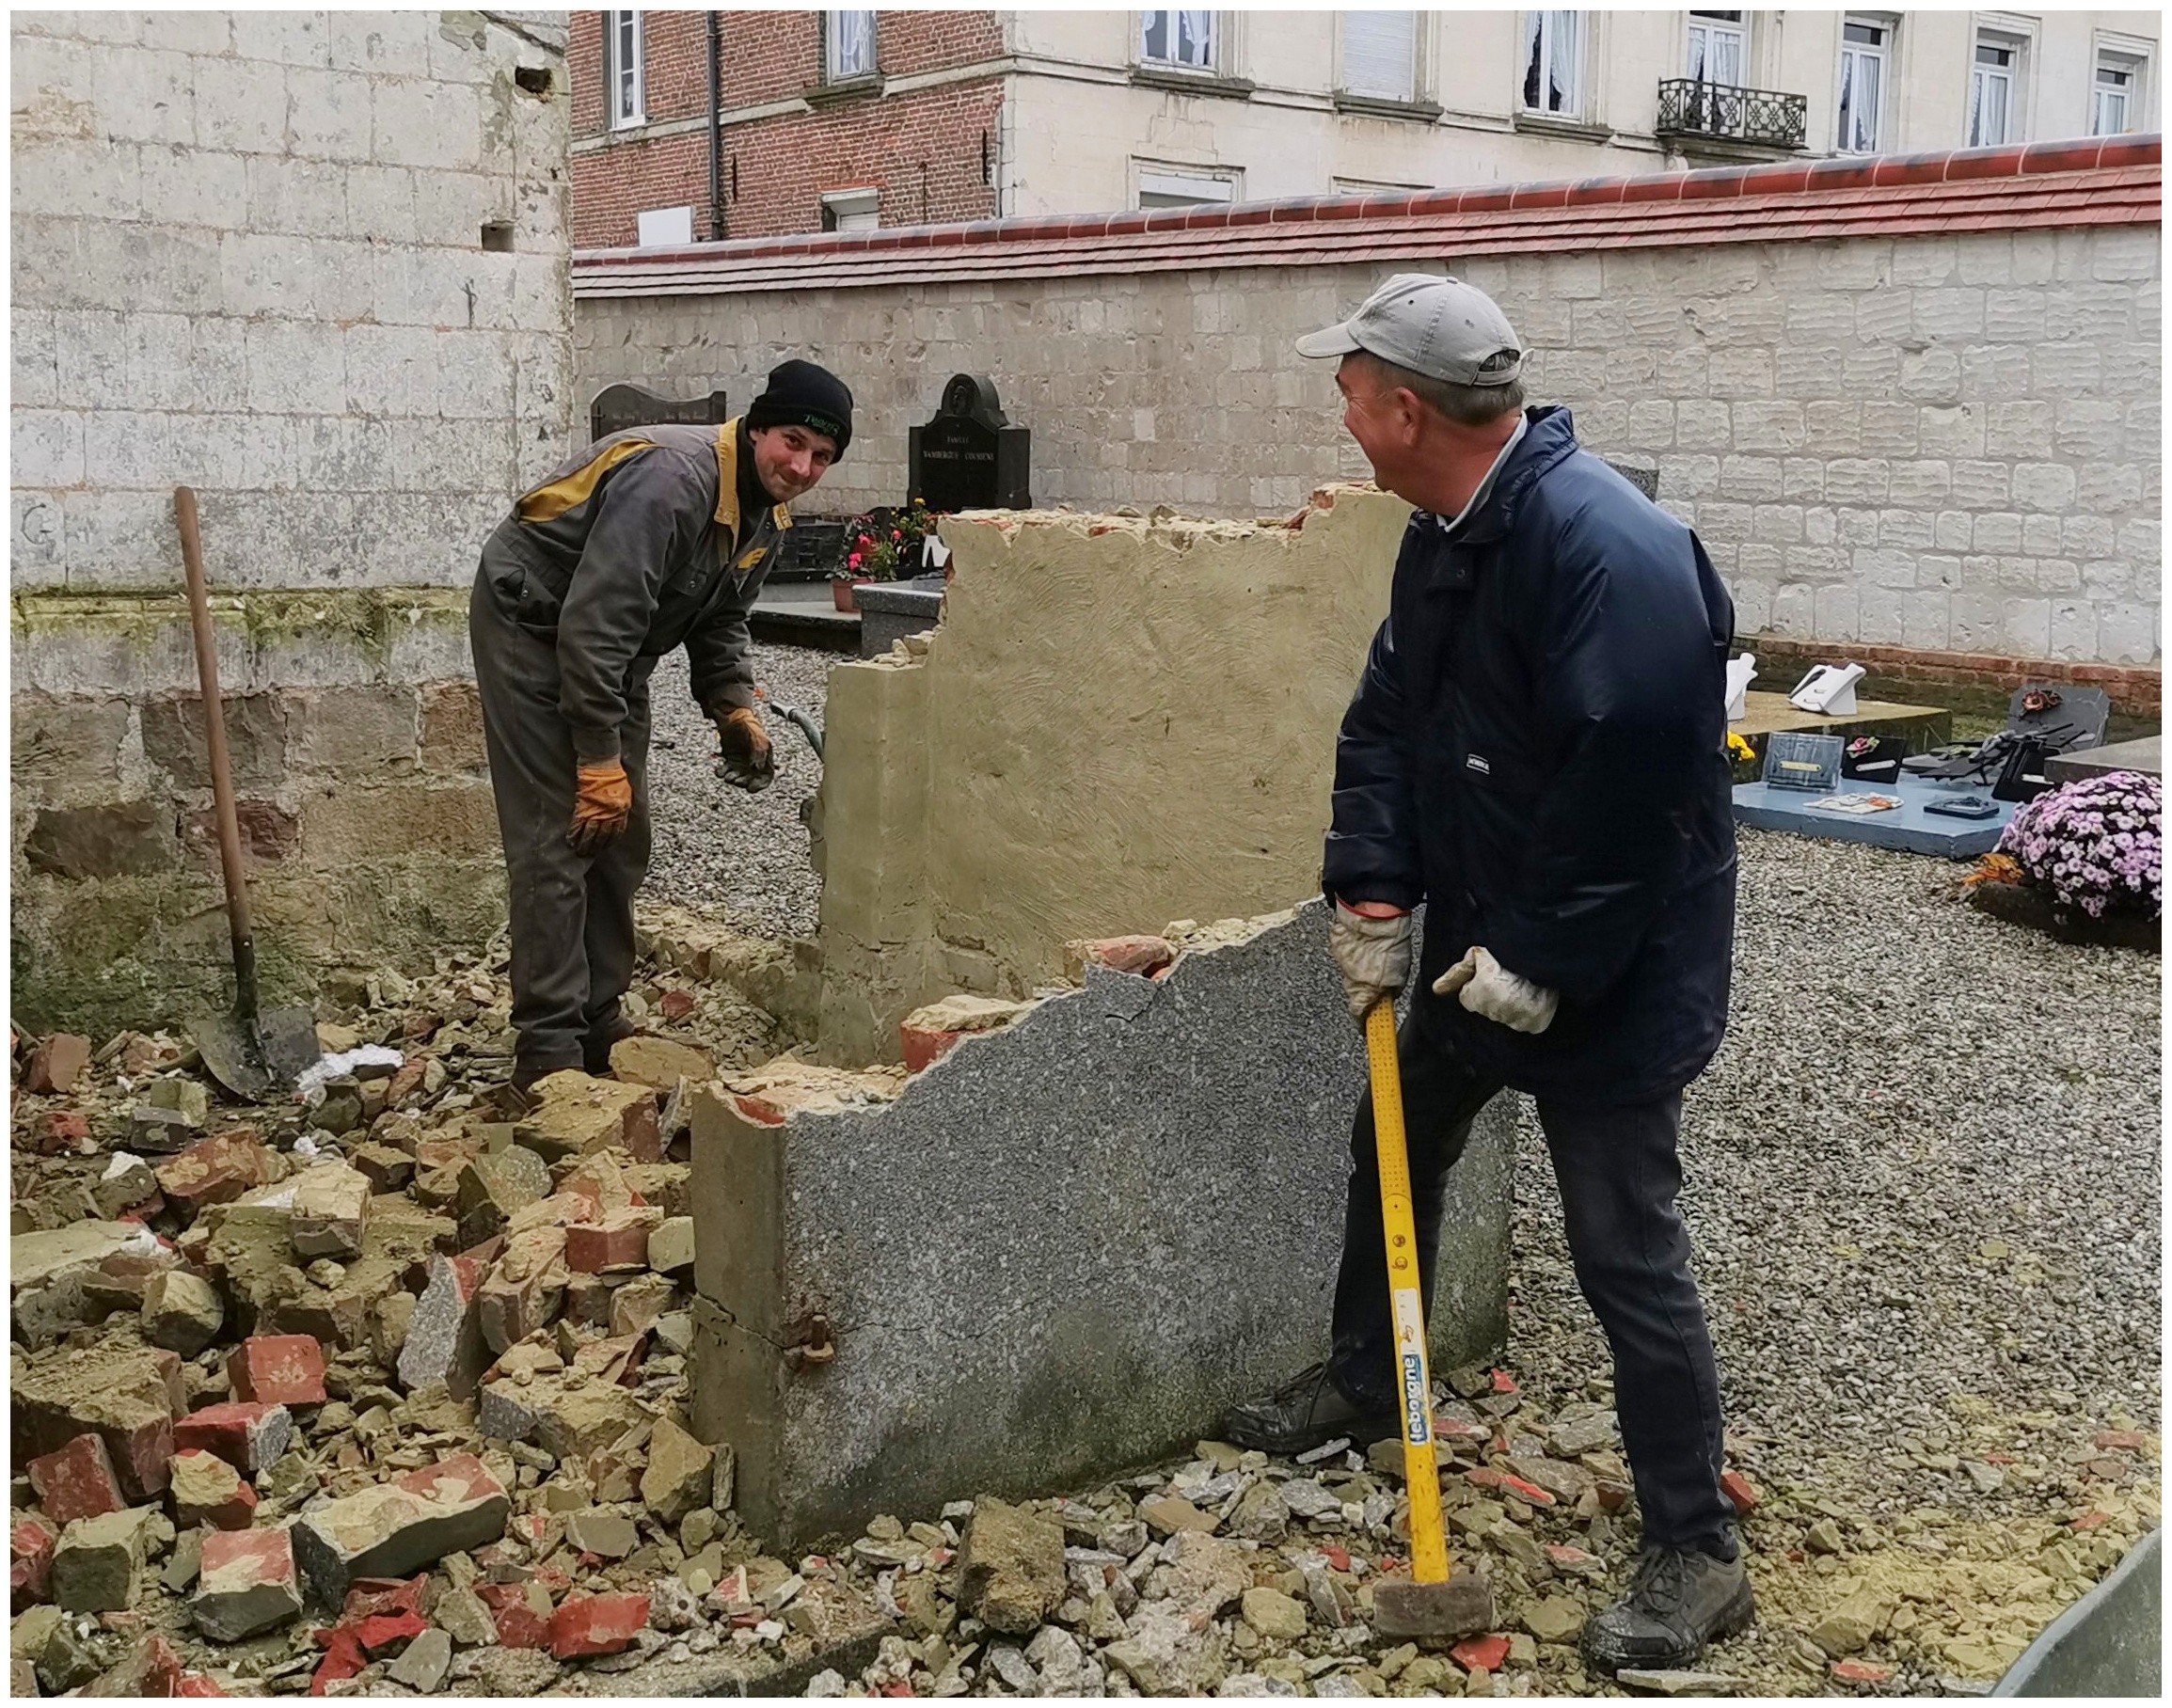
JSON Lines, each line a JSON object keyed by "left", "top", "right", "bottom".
{"left": 588, "top": 383, "right": 730, "bottom": 444}
{"left": 908, "top": 374, "right": 1030, "bottom": 513}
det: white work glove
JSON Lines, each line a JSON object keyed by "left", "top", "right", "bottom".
{"left": 1329, "top": 902, "right": 1413, "bottom": 1024}
{"left": 1433, "top": 946, "right": 1559, "bottom": 1035}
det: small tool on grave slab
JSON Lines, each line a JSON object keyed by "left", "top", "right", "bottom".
{"left": 1361, "top": 997, "right": 1498, "bottom": 1643}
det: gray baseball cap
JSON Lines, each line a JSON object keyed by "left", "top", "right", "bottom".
{"left": 1295, "top": 272, "right": 1523, "bottom": 386}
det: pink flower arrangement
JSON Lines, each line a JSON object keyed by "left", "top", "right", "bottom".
{"left": 1996, "top": 770, "right": 2161, "bottom": 918}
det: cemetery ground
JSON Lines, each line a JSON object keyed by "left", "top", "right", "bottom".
{"left": 9, "top": 642, "right": 2157, "bottom": 1699}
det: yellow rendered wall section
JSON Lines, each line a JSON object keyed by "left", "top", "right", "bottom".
{"left": 816, "top": 485, "right": 1413, "bottom": 1063}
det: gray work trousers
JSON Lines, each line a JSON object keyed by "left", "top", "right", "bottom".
{"left": 468, "top": 563, "right": 653, "bottom": 1083}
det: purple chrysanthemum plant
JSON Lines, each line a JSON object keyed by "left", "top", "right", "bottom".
{"left": 1995, "top": 769, "right": 2162, "bottom": 919}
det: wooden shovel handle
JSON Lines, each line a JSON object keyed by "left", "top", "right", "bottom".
{"left": 176, "top": 487, "right": 260, "bottom": 1016}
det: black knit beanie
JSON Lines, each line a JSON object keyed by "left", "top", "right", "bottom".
{"left": 746, "top": 359, "right": 853, "bottom": 457}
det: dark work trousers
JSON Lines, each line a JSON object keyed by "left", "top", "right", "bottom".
{"left": 468, "top": 565, "right": 653, "bottom": 1083}
{"left": 1324, "top": 1000, "right": 1736, "bottom": 1557}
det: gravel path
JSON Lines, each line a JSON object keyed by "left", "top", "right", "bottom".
{"left": 1506, "top": 826, "right": 2161, "bottom": 1492}
{"left": 643, "top": 642, "right": 835, "bottom": 941}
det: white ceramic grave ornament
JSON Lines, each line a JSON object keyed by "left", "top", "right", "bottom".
{"left": 1788, "top": 661, "right": 1864, "bottom": 717}
{"left": 1723, "top": 653, "right": 1757, "bottom": 722}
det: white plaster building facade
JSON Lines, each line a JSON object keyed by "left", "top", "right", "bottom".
{"left": 991, "top": 8, "right": 2160, "bottom": 214}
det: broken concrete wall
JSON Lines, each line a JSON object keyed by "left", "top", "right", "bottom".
{"left": 816, "top": 488, "right": 1410, "bottom": 1064}
{"left": 10, "top": 11, "right": 574, "bottom": 1029}
{"left": 692, "top": 902, "right": 1514, "bottom": 1548}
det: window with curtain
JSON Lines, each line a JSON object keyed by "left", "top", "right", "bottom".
{"left": 1969, "top": 36, "right": 2021, "bottom": 148}
{"left": 1521, "top": 12, "right": 1581, "bottom": 116}
{"left": 826, "top": 10, "right": 877, "bottom": 81}
{"left": 1141, "top": 10, "right": 1216, "bottom": 71}
{"left": 1836, "top": 18, "right": 1889, "bottom": 153}
{"left": 606, "top": 9, "right": 643, "bottom": 128}
{"left": 1687, "top": 10, "right": 1745, "bottom": 87}
{"left": 2093, "top": 51, "right": 2142, "bottom": 135}
{"left": 1342, "top": 11, "right": 1419, "bottom": 103}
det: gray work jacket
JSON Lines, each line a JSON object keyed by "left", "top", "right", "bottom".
{"left": 478, "top": 419, "right": 792, "bottom": 763}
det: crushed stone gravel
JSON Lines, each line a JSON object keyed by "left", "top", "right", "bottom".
{"left": 643, "top": 642, "right": 836, "bottom": 943}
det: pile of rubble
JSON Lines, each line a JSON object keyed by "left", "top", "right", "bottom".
{"left": 8, "top": 945, "right": 818, "bottom": 1697}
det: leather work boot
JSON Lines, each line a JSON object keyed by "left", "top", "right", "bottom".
{"left": 1581, "top": 1545, "right": 1756, "bottom": 1674}
{"left": 1218, "top": 1362, "right": 1397, "bottom": 1457}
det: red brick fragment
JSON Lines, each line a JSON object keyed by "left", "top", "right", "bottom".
{"left": 34, "top": 1109, "right": 93, "bottom": 1154}
{"left": 25, "top": 1033, "right": 92, "bottom": 1095}
{"left": 2096, "top": 1429, "right": 2149, "bottom": 1451}
{"left": 178, "top": 1675, "right": 230, "bottom": 1697}
{"left": 228, "top": 1335, "right": 327, "bottom": 1405}
{"left": 1721, "top": 1469, "right": 1762, "bottom": 1516}
{"left": 1073, "top": 935, "right": 1178, "bottom": 978}
{"left": 1490, "top": 1368, "right": 1519, "bottom": 1394}
{"left": 564, "top": 1213, "right": 655, "bottom": 1273}
{"left": 155, "top": 1130, "right": 277, "bottom": 1214}
{"left": 1451, "top": 1634, "right": 1511, "bottom": 1672}
{"left": 1319, "top": 1543, "right": 1352, "bottom": 1573}
{"left": 659, "top": 991, "right": 695, "bottom": 1020}
{"left": 168, "top": 1450, "right": 259, "bottom": 1531}
{"left": 28, "top": 1432, "right": 128, "bottom": 1526}
{"left": 172, "top": 1401, "right": 293, "bottom": 1474}
{"left": 92, "top": 1632, "right": 186, "bottom": 1697}
{"left": 480, "top": 1582, "right": 552, "bottom": 1649}
{"left": 1831, "top": 1659, "right": 1895, "bottom": 1684}
{"left": 2071, "top": 1510, "right": 2112, "bottom": 1531}
{"left": 310, "top": 1629, "right": 369, "bottom": 1695}
{"left": 340, "top": 1575, "right": 427, "bottom": 1625}
{"left": 12, "top": 1518, "right": 56, "bottom": 1609}
{"left": 899, "top": 1024, "right": 967, "bottom": 1074}
{"left": 549, "top": 1590, "right": 651, "bottom": 1657}
{"left": 1466, "top": 1466, "right": 1555, "bottom": 1506}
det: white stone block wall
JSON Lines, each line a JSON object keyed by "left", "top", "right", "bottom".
{"left": 577, "top": 222, "right": 2161, "bottom": 665}
{"left": 10, "top": 9, "right": 574, "bottom": 593}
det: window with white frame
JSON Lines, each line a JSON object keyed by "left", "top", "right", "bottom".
{"left": 820, "top": 187, "right": 880, "bottom": 232}
{"left": 1342, "top": 11, "right": 1419, "bottom": 103}
{"left": 1686, "top": 10, "right": 1745, "bottom": 87}
{"left": 2094, "top": 48, "right": 2146, "bottom": 134}
{"left": 1835, "top": 17, "right": 1891, "bottom": 152}
{"left": 1521, "top": 12, "right": 1582, "bottom": 116}
{"left": 1969, "top": 32, "right": 2024, "bottom": 147}
{"left": 605, "top": 9, "right": 643, "bottom": 128}
{"left": 825, "top": 10, "right": 877, "bottom": 82}
{"left": 1136, "top": 164, "right": 1238, "bottom": 209}
{"left": 1141, "top": 10, "right": 1217, "bottom": 71}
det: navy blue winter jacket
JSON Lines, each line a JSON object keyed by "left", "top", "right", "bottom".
{"left": 1323, "top": 406, "right": 1739, "bottom": 1105}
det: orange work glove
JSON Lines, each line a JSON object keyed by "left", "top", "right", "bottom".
{"left": 712, "top": 705, "right": 775, "bottom": 793}
{"left": 567, "top": 759, "right": 634, "bottom": 854}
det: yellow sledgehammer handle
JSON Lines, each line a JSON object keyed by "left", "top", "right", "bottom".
{"left": 1366, "top": 998, "right": 1451, "bottom": 1586}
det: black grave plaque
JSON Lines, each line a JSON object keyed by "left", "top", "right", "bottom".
{"left": 908, "top": 373, "right": 1030, "bottom": 513}
{"left": 588, "top": 383, "right": 730, "bottom": 444}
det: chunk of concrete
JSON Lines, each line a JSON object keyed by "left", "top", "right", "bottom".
{"left": 52, "top": 1508, "right": 157, "bottom": 1612}
{"left": 647, "top": 1215, "right": 695, "bottom": 1276}
{"left": 388, "top": 1625, "right": 452, "bottom": 1689}
{"left": 290, "top": 1453, "right": 510, "bottom": 1608}
{"left": 11, "top": 1221, "right": 149, "bottom": 1292}
{"left": 515, "top": 1072, "right": 659, "bottom": 1163}
{"left": 397, "top": 1250, "right": 491, "bottom": 1398}
{"left": 690, "top": 900, "right": 1513, "bottom": 1546}
{"left": 609, "top": 1036, "right": 715, "bottom": 1090}
{"left": 192, "top": 1526, "right": 303, "bottom": 1640}
{"left": 140, "top": 1269, "right": 226, "bottom": 1357}
{"left": 289, "top": 1162, "right": 371, "bottom": 1258}
{"left": 477, "top": 1227, "right": 568, "bottom": 1353}
{"left": 168, "top": 1449, "right": 258, "bottom": 1530}
{"left": 640, "top": 1416, "right": 715, "bottom": 1526}
{"left": 957, "top": 1496, "right": 1065, "bottom": 1635}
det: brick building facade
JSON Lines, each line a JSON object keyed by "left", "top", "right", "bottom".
{"left": 569, "top": 10, "right": 1004, "bottom": 248}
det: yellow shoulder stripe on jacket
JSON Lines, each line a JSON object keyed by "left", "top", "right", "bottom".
{"left": 515, "top": 436, "right": 654, "bottom": 524}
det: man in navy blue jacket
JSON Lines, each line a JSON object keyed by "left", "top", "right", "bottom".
{"left": 1219, "top": 275, "right": 1751, "bottom": 1673}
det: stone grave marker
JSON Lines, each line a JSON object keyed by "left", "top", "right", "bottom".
{"left": 587, "top": 383, "right": 730, "bottom": 445}
{"left": 908, "top": 373, "right": 1030, "bottom": 513}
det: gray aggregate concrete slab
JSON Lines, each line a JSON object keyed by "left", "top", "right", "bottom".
{"left": 691, "top": 899, "right": 1511, "bottom": 1546}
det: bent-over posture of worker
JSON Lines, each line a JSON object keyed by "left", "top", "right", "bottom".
{"left": 1219, "top": 276, "right": 1752, "bottom": 1672}
{"left": 468, "top": 359, "right": 851, "bottom": 1089}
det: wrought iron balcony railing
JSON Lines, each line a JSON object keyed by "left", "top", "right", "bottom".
{"left": 1656, "top": 77, "right": 1808, "bottom": 150}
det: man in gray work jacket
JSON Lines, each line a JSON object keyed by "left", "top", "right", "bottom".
{"left": 469, "top": 359, "right": 852, "bottom": 1088}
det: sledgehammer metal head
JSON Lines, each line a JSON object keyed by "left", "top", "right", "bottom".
{"left": 1372, "top": 1570, "right": 1498, "bottom": 1641}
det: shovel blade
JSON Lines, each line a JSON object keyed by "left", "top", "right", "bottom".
{"left": 190, "top": 1005, "right": 321, "bottom": 1101}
